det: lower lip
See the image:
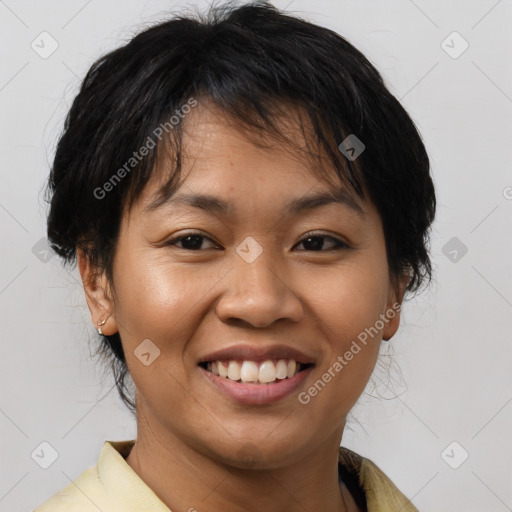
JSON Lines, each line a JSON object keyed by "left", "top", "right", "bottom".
{"left": 199, "top": 365, "right": 314, "bottom": 405}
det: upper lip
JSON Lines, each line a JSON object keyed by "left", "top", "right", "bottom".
{"left": 197, "top": 344, "right": 316, "bottom": 365}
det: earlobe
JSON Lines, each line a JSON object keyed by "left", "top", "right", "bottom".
{"left": 382, "top": 273, "right": 409, "bottom": 341}
{"left": 77, "top": 248, "right": 118, "bottom": 336}
{"left": 381, "top": 307, "right": 401, "bottom": 341}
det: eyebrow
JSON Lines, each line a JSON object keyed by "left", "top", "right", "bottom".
{"left": 144, "top": 189, "right": 366, "bottom": 219}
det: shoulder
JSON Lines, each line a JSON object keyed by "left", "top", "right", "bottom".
{"left": 33, "top": 466, "right": 110, "bottom": 511}
{"left": 33, "top": 441, "right": 134, "bottom": 512}
{"left": 33, "top": 440, "right": 168, "bottom": 511}
{"left": 338, "top": 446, "right": 419, "bottom": 512}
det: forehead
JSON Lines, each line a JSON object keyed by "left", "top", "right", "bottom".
{"left": 144, "top": 102, "right": 351, "bottom": 202}
{"left": 133, "top": 101, "right": 372, "bottom": 223}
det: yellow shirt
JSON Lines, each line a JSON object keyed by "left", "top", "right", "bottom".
{"left": 34, "top": 440, "right": 419, "bottom": 512}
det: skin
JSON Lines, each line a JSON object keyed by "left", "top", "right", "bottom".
{"left": 79, "top": 101, "right": 409, "bottom": 512}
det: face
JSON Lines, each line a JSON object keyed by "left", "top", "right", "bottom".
{"left": 81, "top": 102, "right": 406, "bottom": 469}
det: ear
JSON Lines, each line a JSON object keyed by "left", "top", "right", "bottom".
{"left": 382, "top": 273, "right": 409, "bottom": 341}
{"left": 77, "top": 248, "right": 118, "bottom": 336}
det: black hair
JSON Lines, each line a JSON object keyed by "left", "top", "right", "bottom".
{"left": 46, "top": 0, "right": 436, "bottom": 414}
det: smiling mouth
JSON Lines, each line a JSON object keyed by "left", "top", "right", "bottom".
{"left": 198, "top": 359, "right": 314, "bottom": 385}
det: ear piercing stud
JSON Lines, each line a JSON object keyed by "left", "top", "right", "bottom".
{"left": 97, "top": 316, "right": 109, "bottom": 335}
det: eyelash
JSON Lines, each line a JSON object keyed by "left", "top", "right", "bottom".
{"left": 165, "top": 231, "right": 350, "bottom": 252}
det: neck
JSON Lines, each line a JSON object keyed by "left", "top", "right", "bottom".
{"left": 124, "top": 413, "right": 358, "bottom": 512}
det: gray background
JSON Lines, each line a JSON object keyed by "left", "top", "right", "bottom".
{"left": 1, "top": 0, "right": 511, "bottom": 511}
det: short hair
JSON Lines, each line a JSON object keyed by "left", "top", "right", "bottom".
{"left": 46, "top": 0, "right": 436, "bottom": 413}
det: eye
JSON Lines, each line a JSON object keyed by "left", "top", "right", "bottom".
{"left": 165, "top": 231, "right": 349, "bottom": 252}
{"left": 165, "top": 232, "right": 218, "bottom": 251}
{"left": 295, "top": 233, "right": 349, "bottom": 251}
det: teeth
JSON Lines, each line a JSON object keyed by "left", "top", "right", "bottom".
{"left": 218, "top": 361, "right": 228, "bottom": 378}
{"left": 205, "top": 359, "right": 305, "bottom": 384}
{"left": 240, "top": 361, "right": 259, "bottom": 382}
{"left": 228, "top": 360, "right": 241, "bottom": 381}
{"left": 259, "top": 360, "right": 277, "bottom": 383}
{"left": 286, "top": 360, "right": 296, "bottom": 378}
{"left": 276, "top": 360, "right": 287, "bottom": 379}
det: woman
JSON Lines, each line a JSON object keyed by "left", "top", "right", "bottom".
{"left": 35, "top": 1, "right": 436, "bottom": 511}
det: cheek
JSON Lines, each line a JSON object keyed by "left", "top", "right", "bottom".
{"left": 110, "top": 252, "right": 208, "bottom": 415}
{"left": 302, "top": 257, "right": 389, "bottom": 406}
{"left": 309, "top": 257, "right": 390, "bottom": 341}
{"left": 112, "top": 248, "right": 223, "bottom": 350}
{"left": 114, "top": 244, "right": 187, "bottom": 317}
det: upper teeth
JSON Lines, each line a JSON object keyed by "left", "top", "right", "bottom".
{"left": 206, "top": 359, "right": 301, "bottom": 384}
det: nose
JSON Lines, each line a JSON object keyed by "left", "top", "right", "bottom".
{"left": 215, "top": 248, "right": 304, "bottom": 328}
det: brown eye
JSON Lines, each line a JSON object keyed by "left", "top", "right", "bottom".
{"left": 295, "top": 234, "right": 349, "bottom": 252}
{"left": 166, "top": 232, "right": 218, "bottom": 250}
